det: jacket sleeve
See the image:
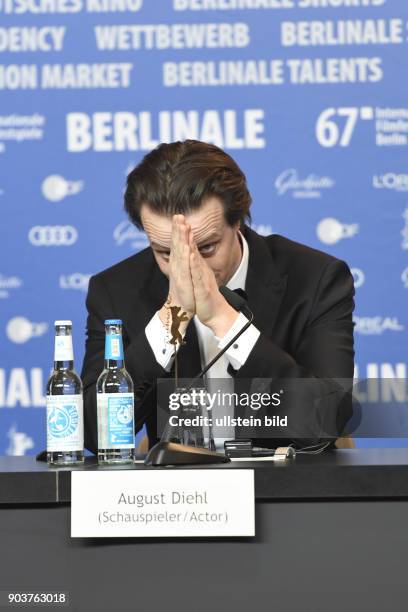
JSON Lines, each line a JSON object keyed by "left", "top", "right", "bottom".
{"left": 81, "top": 274, "right": 170, "bottom": 455}
{"left": 230, "top": 259, "right": 355, "bottom": 445}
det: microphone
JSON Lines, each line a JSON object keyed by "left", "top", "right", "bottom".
{"left": 144, "top": 287, "right": 255, "bottom": 466}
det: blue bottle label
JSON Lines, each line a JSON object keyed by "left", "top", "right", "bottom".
{"left": 97, "top": 393, "right": 134, "bottom": 449}
{"left": 46, "top": 394, "right": 84, "bottom": 452}
{"left": 105, "top": 334, "right": 124, "bottom": 360}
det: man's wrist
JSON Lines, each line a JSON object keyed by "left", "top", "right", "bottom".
{"left": 205, "top": 302, "right": 239, "bottom": 338}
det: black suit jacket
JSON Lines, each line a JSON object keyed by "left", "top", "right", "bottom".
{"left": 81, "top": 227, "right": 355, "bottom": 454}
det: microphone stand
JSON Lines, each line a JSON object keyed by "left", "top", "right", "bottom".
{"left": 186, "top": 310, "right": 253, "bottom": 392}
{"left": 144, "top": 287, "right": 255, "bottom": 466}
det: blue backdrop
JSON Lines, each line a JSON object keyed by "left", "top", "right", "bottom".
{"left": 1, "top": 0, "right": 407, "bottom": 455}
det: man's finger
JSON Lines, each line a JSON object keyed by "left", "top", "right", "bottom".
{"left": 179, "top": 223, "right": 188, "bottom": 249}
{"left": 190, "top": 247, "right": 205, "bottom": 291}
{"left": 171, "top": 215, "right": 179, "bottom": 257}
{"left": 172, "top": 215, "right": 184, "bottom": 262}
{"left": 188, "top": 228, "right": 195, "bottom": 251}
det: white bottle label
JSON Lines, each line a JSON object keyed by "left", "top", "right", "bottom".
{"left": 97, "top": 393, "right": 135, "bottom": 450}
{"left": 54, "top": 335, "right": 74, "bottom": 362}
{"left": 46, "top": 394, "right": 84, "bottom": 452}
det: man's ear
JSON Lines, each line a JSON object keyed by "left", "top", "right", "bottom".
{"left": 228, "top": 219, "right": 239, "bottom": 234}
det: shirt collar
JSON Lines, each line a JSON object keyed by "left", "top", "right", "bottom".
{"left": 226, "top": 230, "right": 249, "bottom": 292}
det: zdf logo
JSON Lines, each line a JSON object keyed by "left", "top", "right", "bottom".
{"left": 28, "top": 226, "right": 78, "bottom": 246}
{"left": 316, "top": 218, "right": 358, "bottom": 245}
{"left": 42, "top": 175, "right": 83, "bottom": 202}
{"left": 6, "top": 317, "right": 48, "bottom": 344}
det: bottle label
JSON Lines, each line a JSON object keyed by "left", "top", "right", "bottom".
{"left": 105, "top": 334, "right": 124, "bottom": 360}
{"left": 46, "top": 394, "right": 84, "bottom": 452}
{"left": 54, "top": 335, "right": 74, "bottom": 362}
{"left": 97, "top": 392, "right": 135, "bottom": 450}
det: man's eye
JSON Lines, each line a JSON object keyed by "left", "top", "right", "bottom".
{"left": 198, "top": 243, "right": 216, "bottom": 256}
{"left": 157, "top": 251, "right": 170, "bottom": 260}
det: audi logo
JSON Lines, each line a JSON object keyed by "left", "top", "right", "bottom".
{"left": 28, "top": 225, "right": 78, "bottom": 246}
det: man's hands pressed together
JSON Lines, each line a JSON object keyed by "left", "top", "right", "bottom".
{"left": 158, "top": 214, "right": 239, "bottom": 342}
{"left": 189, "top": 223, "right": 240, "bottom": 338}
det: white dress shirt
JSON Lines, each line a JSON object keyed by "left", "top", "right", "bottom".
{"left": 145, "top": 231, "right": 260, "bottom": 449}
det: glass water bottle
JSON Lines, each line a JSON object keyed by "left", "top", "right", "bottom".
{"left": 96, "top": 319, "right": 135, "bottom": 464}
{"left": 46, "top": 321, "right": 84, "bottom": 465}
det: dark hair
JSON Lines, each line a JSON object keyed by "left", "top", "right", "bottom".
{"left": 124, "top": 140, "right": 252, "bottom": 229}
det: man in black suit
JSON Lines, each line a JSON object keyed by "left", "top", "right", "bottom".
{"left": 82, "top": 140, "right": 355, "bottom": 454}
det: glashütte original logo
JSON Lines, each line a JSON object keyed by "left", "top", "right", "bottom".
{"left": 275, "top": 169, "right": 334, "bottom": 199}
{"left": 28, "top": 225, "right": 78, "bottom": 246}
{"left": 0, "top": 274, "right": 22, "bottom": 299}
{"left": 48, "top": 403, "right": 79, "bottom": 438}
{"left": 114, "top": 221, "right": 148, "bottom": 250}
{"left": 41, "top": 175, "right": 83, "bottom": 202}
{"left": 373, "top": 173, "right": 408, "bottom": 192}
{"left": 317, "top": 218, "right": 359, "bottom": 245}
{"left": 353, "top": 316, "right": 404, "bottom": 335}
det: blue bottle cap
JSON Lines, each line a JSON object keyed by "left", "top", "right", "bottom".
{"left": 105, "top": 319, "right": 122, "bottom": 325}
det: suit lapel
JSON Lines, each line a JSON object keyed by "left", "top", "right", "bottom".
{"left": 134, "top": 254, "right": 168, "bottom": 327}
{"left": 243, "top": 226, "right": 287, "bottom": 338}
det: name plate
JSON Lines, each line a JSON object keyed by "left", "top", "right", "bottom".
{"left": 71, "top": 469, "right": 255, "bottom": 538}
